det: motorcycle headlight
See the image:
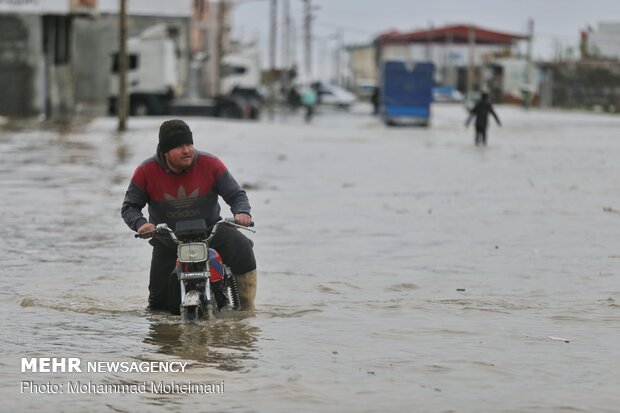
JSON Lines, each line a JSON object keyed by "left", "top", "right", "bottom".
{"left": 178, "top": 243, "right": 207, "bottom": 262}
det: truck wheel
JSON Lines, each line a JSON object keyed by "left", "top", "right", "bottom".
{"left": 219, "top": 104, "right": 242, "bottom": 119}
{"left": 133, "top": 101, "right": 150, "bottom": 116}
{"left": 249, "top": 106, "right": 259, "bottom": 120}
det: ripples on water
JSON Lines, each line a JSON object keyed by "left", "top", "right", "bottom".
{"left": 1, "top": 109, "right": 620, "bottom": 412}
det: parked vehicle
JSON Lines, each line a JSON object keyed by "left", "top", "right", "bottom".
{"left": 313, "top": 83, "right": 357, "bottom": 109}
{"left": 220, "top": 48, "right": 262, "bottom": 96}
{"left": 432, "top": 85, "right": 464, "bottom": 103}
{"left": 108, "top": 25, "right": 260, "bottom": 120}
{"left": 218, "top": 47, "right": 263, "bottom": 119}
{"left": 380, "top": 61, "right": 435, "bottom": 126}
{"left": 136, "top": 218, "right": 255, "bottom": 321}
{"left": 168, "top": 92, "right": 261, "bottom": 120}
{"left": 108, "top": 24, "right": 179, "bottom": 116}
{"left": 227, "top": 86, "right": 264, "bottom": 119}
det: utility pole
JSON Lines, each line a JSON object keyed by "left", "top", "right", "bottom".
{"left": 117, "top": 0, "right": 128, "bottom": 131}
{"left": 320, "top": 35, "right": 328, "bottom": 81}
{"left": 334, "top": 30, "right": 344, "bottom": 85}
{"left": 426, "top": 22, "right": 434, "bottom": 61}
{"left": 290, "top": 18, "right": 297, "bottom": 70}
{"left": 281, "top": 0, "right": 290, "bottom": 96}
{"left": 282, "top": 0, "right": 290, "bottom": 70}
{"left": 445, "top": 32, "right": 453, "bottom": 86}
{"left": 280, "top": 0, "right": 290, "bottom": 119}
{"left": 524, "top": 18, "right": 534, "bottom": 108}
{"left": 215, "top": 0, "right": 227, "bottom": 96}
{"left": 467, "top": 24, "right": 476, "bottom": 99}
{"left": 268, "top": 0, "right": 277, "bottom": 118}
{"left": 303, "top": 0, "right": 312, "bottom": 80}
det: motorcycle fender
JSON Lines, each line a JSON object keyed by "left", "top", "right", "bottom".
{"left": 181, "top": 290, "right": 201, "bottom": 307}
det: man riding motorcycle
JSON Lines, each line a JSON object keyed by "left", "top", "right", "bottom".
{"left": 121, "top": 119, "right": 257, "bottom": 312}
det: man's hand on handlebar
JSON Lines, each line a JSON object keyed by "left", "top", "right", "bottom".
{"left": 135, "top": 218, "right": 252, "bottom": 239}
{"left": 137, "top": 223, "right": 156, "bottom": 238}
{"left": 234, "top": 213, "right": 252, "bottom": 227}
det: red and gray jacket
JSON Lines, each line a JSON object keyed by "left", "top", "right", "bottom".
{"left": 121, "top": 149, "right": 250, "bottom": 240}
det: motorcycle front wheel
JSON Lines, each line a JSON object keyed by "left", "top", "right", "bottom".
{"left": 181, "top": 305, "right": 203, "bottom": 321}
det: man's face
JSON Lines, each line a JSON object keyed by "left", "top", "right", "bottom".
{"left": 164, "top": 144, "right": 195, "bottom": 171}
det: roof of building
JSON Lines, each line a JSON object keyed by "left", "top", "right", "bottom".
{"left": 375, "top": 24, "right": 528, "bottom": 46}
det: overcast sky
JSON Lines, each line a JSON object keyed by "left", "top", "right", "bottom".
{"left": 231, "top": 0, "right": 620, "bottom": 73}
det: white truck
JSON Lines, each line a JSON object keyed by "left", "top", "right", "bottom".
{"left": 109, "top": 26, "right": 261, "bottom": 119}
{"left": 220, "top": 47, "right": 262, "bottom": 96}
{"left": 108, "top": 24, "right": 180, "bottom": 116}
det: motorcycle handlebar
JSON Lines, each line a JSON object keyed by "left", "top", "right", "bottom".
{"left": 135, "top": 223, "right": 174, "bottom": 239}
{"left": 224, "top": 217, "right": 255, "bottom": 228}
{"left": 134, "top": 219, "right": 255, "bottom": 239}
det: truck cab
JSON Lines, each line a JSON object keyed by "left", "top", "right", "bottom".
{"left": 220, "top": 49, "right": 261, "bottom": 96}
{"left": 108, "top": 24, "right": 180, "bottom": 116}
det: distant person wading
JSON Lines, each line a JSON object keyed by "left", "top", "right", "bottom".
{"left": 301, "top": 85, "right": 317, "bottom": 123}
{"left": 465, "top": 93, "right": 501, "bottom": 146}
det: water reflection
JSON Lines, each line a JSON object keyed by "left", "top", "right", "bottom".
{"left": 144, "top": 315, "right": 260, "bottom": 372}
{"left": 113, "top": 130, "right": 130, "bottom": 165}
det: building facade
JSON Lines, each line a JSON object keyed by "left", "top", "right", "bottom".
{"left": 0, "top": 0, "right": 229, "bottom": 118}
{"left": 586, "top": 22, "right": 620, "bottom": 59}
{"left": 348, "top": 25, "right": 530, "bottom": 102}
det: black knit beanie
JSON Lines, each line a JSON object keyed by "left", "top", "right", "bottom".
{"left": 158, "top": 119, "right": 194, "bottom": 153}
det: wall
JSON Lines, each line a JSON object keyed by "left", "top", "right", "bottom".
{"left": 542, "top": 61, "right": 620, "bottom": 110}
{"left": 374, "top": 42, "right": 514, "bottom": 88}
{"left": 348, "top": 45, "right": 376, "bottom": 85}
{"left": 0, "top": 14, "right": 42, "bottom": 116}
{"left": 588, "top": 22, "right": 620, "bottom": 59}
{"left": 493, "top": 58, "right": 539, "bottom": 100}
{"left": 0, "top": 0, "right": 193, "bottom": 118}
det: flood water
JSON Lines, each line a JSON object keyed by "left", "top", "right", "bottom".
{"left": 1, "top": 104, "right": 619, "bottom": 412}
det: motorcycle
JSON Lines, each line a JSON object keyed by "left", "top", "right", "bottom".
{"left": 136, "top": 218, "right": 255, "bottom": 321}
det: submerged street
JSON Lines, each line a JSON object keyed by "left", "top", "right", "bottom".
{"left": 1, "top": 104, "right": 619, "bottom": 412}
